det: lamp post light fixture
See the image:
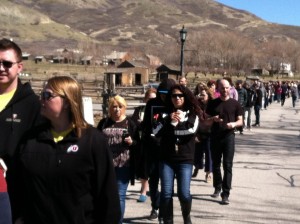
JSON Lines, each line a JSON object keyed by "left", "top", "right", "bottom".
{"left": 179, "top": 25, "right": 187, "bottom": 79}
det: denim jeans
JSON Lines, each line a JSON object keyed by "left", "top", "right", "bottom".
{"left": 115, "top": 166, "right": 130, "bottom": 224}
{"left": 0, "top": 192, "right": 12, "bottom": 224}
{"left": 159, "top": 162, "right": 192, "bottom": 203}
{"left": 254, "top": 105, "right": 261, "bottom": 125}
{"left": 244, "top": 107, "right": 253, "bottom": 127}
{"left": 211, "top": 133, "right": 235, "bottom": 197}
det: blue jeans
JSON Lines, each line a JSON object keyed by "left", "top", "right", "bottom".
{"left": 254, "top": 105, "right": 261, "bottom": 125}
{"left": 0, "top": 192, "right": 12, "bottom": 224}
{"left": 244, "top": 106, "right": 253, "bottom": 128}
{"left": 159, "top": 162, "right": 192, "bottom": 203}
{"left": 211, "top": 133, "right": 235, "bottom": 197}
{"left": 115, "top": 166, "right": 130, "bottom": 224}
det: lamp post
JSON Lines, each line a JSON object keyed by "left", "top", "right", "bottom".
{"left": 179, "top": 25, "right": 187, "bottom": 79}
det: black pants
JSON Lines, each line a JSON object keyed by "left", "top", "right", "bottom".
{"left": 211, "top": 133, "right": 235, "bottom": 197}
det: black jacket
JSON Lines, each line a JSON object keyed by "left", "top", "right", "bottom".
{"left": 0, "top": 79, "right": 43, "bottom": 220}
{"left": 0, "top": 79, "right": 41, "bottom": 158}
{"left": 18, "top": 124, "right": 121, "bottom": 224}
{"left": 154, "top": 110, "right": 199, "bottom": 164}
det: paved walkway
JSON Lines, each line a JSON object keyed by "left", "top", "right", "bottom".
{"left": 124, "top": 98, "right": 300, "bottom": 224}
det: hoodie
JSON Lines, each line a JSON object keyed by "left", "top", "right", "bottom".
{"left": 0, "top": 78, "right": 43, "bottom": 220}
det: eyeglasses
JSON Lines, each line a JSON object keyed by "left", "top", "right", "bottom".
{"left": 0, "top": 60, "right": 19, "bottom": 69}
{"left": 40, "top": 91, "right": 61, "bottom": 101}
{"left": 171, "top": 94, "right": 184, "bottom": 98}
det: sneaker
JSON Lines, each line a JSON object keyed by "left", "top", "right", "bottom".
{"left": 137, "top": 194, "right": 147, "bottom": 202}
{"left": 211, "top": 189, "right": 221, "bottom": 198}
{"left": 149, "top": 209, "right": 158, "bottom": 220}
{"left": 205, "top": 173, "right": 212, "bottom": 183}
{"left": 192, "top": 168, "right": 199, "bottom": 178}
{"left": 221, "top": 195, "right": 230, "bottom": 205}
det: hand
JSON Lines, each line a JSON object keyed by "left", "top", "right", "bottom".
{"left": 124, "top": 136, "right": 133, "bottom": 146}
{"left": 226, "top": 122, "right": 236, "bottom": 129}
{"left": 212, "top": 115, "right": 223, "bottom": 123}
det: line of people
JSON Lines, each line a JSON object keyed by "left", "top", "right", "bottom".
{"left": 1, "top": 37, "right": 299, "bottom": 224}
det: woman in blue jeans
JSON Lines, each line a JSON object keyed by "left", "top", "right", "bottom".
{"left": 154, "top": 84, "right": 201, "bottom": 224}
{"left": 97, "top": 95, "right": 139, "bottom": 224}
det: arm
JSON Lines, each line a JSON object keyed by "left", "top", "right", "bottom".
{"left": 93, "top": 132, "right": 121, "bottom": 224}
{"left": 226, "top": 115, "right": 243, "bottom": 129}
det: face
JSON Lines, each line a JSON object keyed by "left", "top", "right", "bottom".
{"left": 109, "top": 101, "right": 126, "bottom": 120}
{"left": 209, "top": 83, "right": 216, "bottom": 91}
{"left": 179, "top": 78, "right": 187, "bottom": 86}
{"left": 0, "top": 49, "right": 23, "bottom": 91}
{"left": 40, "top": 87, "right": 67, "bottom": 121}
{"left": 171, "top": 89, "right": 185, "bottom": 109}
{"left": 199, "top": 90, "right": 208, "bottom": 103}
{"left": 145, "top": 92, "right": 156, "bottom": 103}
{"left": 219, "top": 80, "right": 230, "bottom": 98}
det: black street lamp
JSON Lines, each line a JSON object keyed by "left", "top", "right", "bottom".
{"left": 179, "top": 25, "right": 187, "bottom": 79}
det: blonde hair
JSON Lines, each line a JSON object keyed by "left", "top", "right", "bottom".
{"left": 46, "top": 76, "right": 89, "bottom": 137}
{"left": 108, "top": 95, "right": 127, "bottom": 117}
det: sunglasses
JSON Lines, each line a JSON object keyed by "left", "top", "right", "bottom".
{"left": 0, "top": 60, "right": 19, "bottom": 69}
{"left": 171, "top": 94, "right": 184, "bottom": 98}
{"left": 40, "top": 91, "right": 61, "bottom": 101}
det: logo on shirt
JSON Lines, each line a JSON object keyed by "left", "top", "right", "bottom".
{"left": 67, "top": 145, "right": 79, "bottom": 153}
{"left": 6, "top": 113, "right": 21, "bottom": 123}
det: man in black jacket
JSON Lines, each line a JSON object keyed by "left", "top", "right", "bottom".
{"left": 0, "top": 38, "right": 42, "bottom": 221}
{"left": 235, "top": 80, "right": 247, "bottom": 134}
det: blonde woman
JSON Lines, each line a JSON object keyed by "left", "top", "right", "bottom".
{"left": 97, "top": 95, "right": 139, "bottom": 224}
{"left": 17, "top": 76, "right": 120, "bottom": 224}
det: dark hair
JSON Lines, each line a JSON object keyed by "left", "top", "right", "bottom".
{"left": 170, "top": 84, "right": 204, "bottom": 119}
{"left": 207, "top": 80, "right": 216, "bottom": 88}
{"left": 0, "top": 38, "right": 22, "bottom": 62}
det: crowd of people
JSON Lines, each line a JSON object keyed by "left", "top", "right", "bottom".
{"left": 1, "top": 38, "right": 300, "bottom": 224}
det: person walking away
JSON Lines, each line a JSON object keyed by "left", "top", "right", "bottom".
{"left": 206, "top": 79, "right": 243, "bottom": 205}
{"left": 97, "top": 95, "right": 139, "bottom": 224}
{"left": 154, "top": 84, "right": 200, "bottom": 224}
{"left": 0, "top": 38, "right": 44, "bottom": 222}
{"left": 17, "top": 76, "right": 120, "bottom": 224}
{"left": 142, "top": 79, "right": 176, "bottom": 222}
{"left": 131, "top": 88, "right": 157, "bottom": 202}
{"left": 252, "top": 84, "right": 263, "bottom": 127}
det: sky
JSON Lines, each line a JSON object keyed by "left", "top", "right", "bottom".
{"left": 215, "top": 0, "right": 300, "bottom": 27}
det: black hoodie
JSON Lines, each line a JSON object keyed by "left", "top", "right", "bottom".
{"left": 0, "top": 79, "right": 42, "bottom": 220}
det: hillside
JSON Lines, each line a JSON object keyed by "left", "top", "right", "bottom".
{"left": 3, "top": 0, "right": 300, "bottom": 54}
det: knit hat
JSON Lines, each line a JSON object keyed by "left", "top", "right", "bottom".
{"left": 157, "top": 78, "right": 176, "bottom": 94}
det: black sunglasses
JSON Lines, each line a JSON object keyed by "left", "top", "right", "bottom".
{"left": 40, "top": 91, "right": 61, "bottom": 101}
{"left": 0, "top": 60, "right": 19, "bottom": 69}
{"left": 171, "top": 94, "right": 184, "bottom": 98}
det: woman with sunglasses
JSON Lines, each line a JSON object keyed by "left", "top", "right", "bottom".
{"left": 155, "top": 84, "right": 201, "bottom": 224}
{"left": 16, "top": 76, "right": 120, "bottom": 224}
{"left": 97, "top": 95, "right": 139, "bottom": 224}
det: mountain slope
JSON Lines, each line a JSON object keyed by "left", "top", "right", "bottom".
{"left": 4, "top": 0, "right": 300, "bottom": 52}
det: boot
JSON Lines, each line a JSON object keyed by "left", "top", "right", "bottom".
{"left": 159, "top": 199, "right": 173, "bottom": 224}
{"left": 180, "top": 200, "right": 192, "bottom": 224}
